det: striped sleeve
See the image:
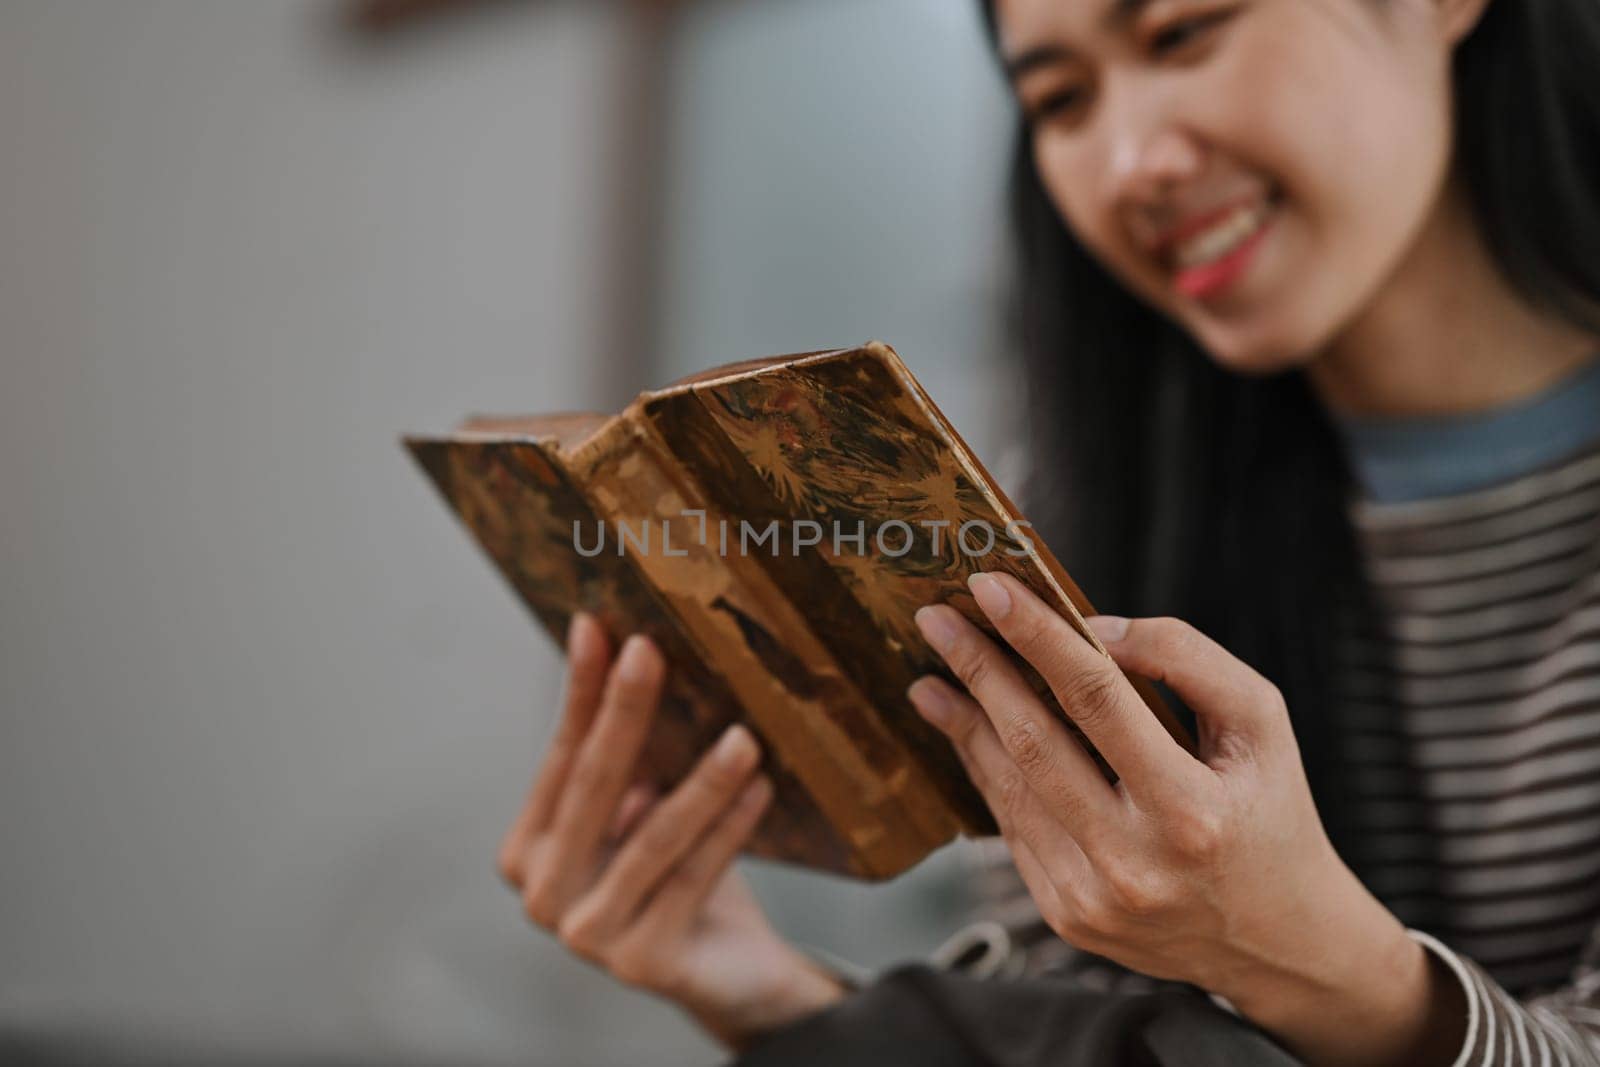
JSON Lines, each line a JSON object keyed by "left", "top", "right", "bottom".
{"left": 1412, "top": 926, "right": 1600, "bottom": 1066}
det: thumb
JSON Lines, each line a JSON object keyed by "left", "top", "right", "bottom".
{"left": 1083, "top": 615, "right": 1287, "bottom": 740}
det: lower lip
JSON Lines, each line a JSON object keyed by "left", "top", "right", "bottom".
{"left": 1172, "top": 211, "right": 1275, "bottom": 301}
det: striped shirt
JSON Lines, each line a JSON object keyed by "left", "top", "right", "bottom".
{"left": 1340, "top": 433, "right": 1600, "bottom": 1065}
{"left": 948, "top": 363, "right": 1600, "bottom": 1065}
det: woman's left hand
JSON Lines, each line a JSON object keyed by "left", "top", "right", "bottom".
{"left": 908, "top": 572, "right": 1465, "bottom": 1067}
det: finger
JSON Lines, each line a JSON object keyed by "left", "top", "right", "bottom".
{"left": 563, "top": 725, "right": 761, "bottom": 944}
{"left": 913, "top": 602, "right": 1115, "bottom": 826}
{"left": 529, "top": 613, "right": 614, "bottom": 828}
{"left": 567, "top": 784, "right": 656, "bottom": 914}
{"left": 984, "top": 790, "right": 1071, "bottom": 934}
{"left": 965, "top": 573, "right": 1200, "bottom": 799}
{"left": 528, "top": 633, "right": 666, "bottom": 921}
{"left": 630, "top": 774, "right": 773, "bottom": 941}
{"left": 1084, "top": 615, "right": 1288, "bottom": 748}
{"left": 944, "top": 712, "right": 1069, "bottom": 921}
{"left": 909, "top": 674, "right": 1097, "bottom": 886}
{"left": 498, "top": 611, "right": 611, "bottom": 887}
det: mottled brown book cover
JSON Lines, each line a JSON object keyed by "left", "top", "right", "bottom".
{"left": 404, "top": 342, "right": 1189, "bottom": 880}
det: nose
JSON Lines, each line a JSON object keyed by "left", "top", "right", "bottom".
{"left": 1104, "top": 95, "right": 1205, "bottom": 209}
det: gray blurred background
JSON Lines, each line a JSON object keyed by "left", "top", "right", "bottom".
{"left": 0, "top": 1, "right": 1019, "bottom": 1062}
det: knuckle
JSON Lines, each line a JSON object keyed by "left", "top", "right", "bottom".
{"left": 1057, "top": 890, "right": 1105, "bottom": 943}
{"left": 496, "top": 840, "right": 526, "bottom": 888}
{"left": 1043, "top": 855, "right": 1085, "bottom": 899}
{"left": 1005, "top": 717, "right": 1056, "bottom": 778}
{"left": 1149, "top": 616, "right": 1192, "bottom": 652}
{"left": 556, "top": 910, "right": 602, "bottom": 960}
{"left": 1037, "top": 894, "right": 1068, "bottom": 934}
{"left": 950, "top": 641, "right": 993, "bottom": 694}
{"left": 1060, "top": 669, "right": 1123, "bottom": 732}
{"left": 994, "top": 770, "right": 1033, "bottom": 817}
{"left": 521, "top": 879, "right": 559, "bottom": 929}
{"left": 1075, "top": 887, "right": 1122, "bottom": 938}
{"left": 1257, "top": 680, "right": 1290, "bottom": 722}
{"left": 1102, "top": 864, "right": 1174, "bottom": 919}
{"left": 1169, "top": 806, "right": 1226, "bottom": 862}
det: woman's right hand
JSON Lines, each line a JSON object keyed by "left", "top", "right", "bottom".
{"left": 497, "top": 611, "right": 847, "bottom": 1052}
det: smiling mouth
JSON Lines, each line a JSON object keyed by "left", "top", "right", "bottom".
{"left": 1163, "top": 188, "right": 1282, "bottom": 300}
{"left": 1173, "top": 197, "right": 1274, "bottom": 269}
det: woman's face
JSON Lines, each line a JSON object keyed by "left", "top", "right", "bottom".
{"left": 993, "top": 0, "right": 1483, "bottom": 373}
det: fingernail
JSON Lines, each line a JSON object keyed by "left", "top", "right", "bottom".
{"left": 914, "top": 606, "right": 960, "bottom": 653}
{"left": 618, "top": 634, "right": 656, "bottom": 683}
{"left": 565, "top": 612, "right": 587, "bottom": 654}
{"left": 968, "top": 573, "right": 1012, "bottom": 619}
{"left": 907, "top": 677, "right": 955, "bottom": 728}
{"left": 714, "top": 724, "right": 756, "bottom": 768}
{"left": 1085, "top": 615, "right": 1130, "bottom": 643}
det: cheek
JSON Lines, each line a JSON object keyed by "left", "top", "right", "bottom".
{"left": 1194, "top": 37, "right": 1455, "bottom": 365}
{"left": 1247, "top": 34, "right": 1449, "bottom": 249}
{"left": 1032, "top": 137, "right": 1164, "bottom": 300}
{"left": 1032, "top": 140, "right": 1097, "bottom": 246}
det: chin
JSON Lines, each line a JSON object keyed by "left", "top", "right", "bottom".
{"left": 1190, "top": 323, "right": 1312, "bottom": 377}
{"left": 1183, "top": 308, "right": 1328, "bottom": 378}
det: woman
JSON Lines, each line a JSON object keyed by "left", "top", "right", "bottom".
{"left": 495, "top": 0, "right": 1600, "bottom": 1063}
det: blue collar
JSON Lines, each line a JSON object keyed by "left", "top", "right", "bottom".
{"left": 1330, "top": 355, "right": 1600, "bottom": 504}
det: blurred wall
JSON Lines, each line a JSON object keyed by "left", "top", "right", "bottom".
{"left": 0, "top": 1, "right": 1014, "bottom": 1063}
{"left": 659, "top": 0, "right": 1016, "bottom": 447}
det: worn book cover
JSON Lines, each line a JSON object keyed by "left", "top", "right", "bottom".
{"left": 405, "top": 341, "right": 1189, "bottom": 880}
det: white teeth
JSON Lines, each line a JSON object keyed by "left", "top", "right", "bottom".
{"left": 1173, "top": 201, "right": 1272, "bottom": 270}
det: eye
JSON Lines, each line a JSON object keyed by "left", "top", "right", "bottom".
{"left": 1026, "top": 85, "right": 1089, "bottom": 125}
{"left": 1147, "top": 8, "right": 1235, "bottom": 57}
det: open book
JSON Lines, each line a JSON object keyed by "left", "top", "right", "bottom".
{"left": 405, "top": 342, "right": 1189, "bottom": 880}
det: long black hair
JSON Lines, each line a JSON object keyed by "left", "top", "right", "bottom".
{"left": 977, "top": 0, "right": 1600, "bottom": 870}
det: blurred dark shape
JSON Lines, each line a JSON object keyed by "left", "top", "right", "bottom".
{"left": 347, "top": 0, "right": 522, "bottom": 36}
{"left": 345, "top": 0, "right": 688, "bottom": 37}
